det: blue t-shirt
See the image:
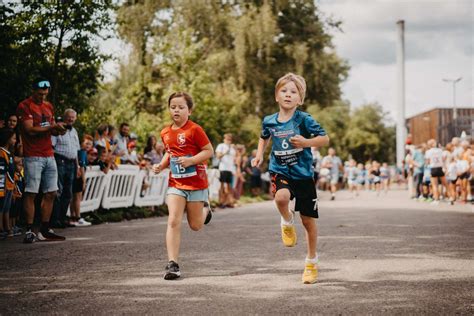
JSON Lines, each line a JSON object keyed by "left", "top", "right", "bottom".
{"left": 261, "top": 110, "right": 326, "bottom": 180}
{"left": 78, "top": 149, "right": 88, "bottom": 168}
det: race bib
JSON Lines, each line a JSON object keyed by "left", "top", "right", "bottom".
{"left": 170, "top": 156, "right": 197, "bottom": 179}
{"left": 272, "top": 129, "right": 303, "bottom": 166}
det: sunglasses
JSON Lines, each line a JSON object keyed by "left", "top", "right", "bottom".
{"left": 37, "top": 81, "right": 50, "bottom": 88}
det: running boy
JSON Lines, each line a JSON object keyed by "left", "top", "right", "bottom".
{"left": 153, "top": 92, "right": 214, "bottom": 280}
{"left": 251, "top": 73, "right": 329, "bottom": 284}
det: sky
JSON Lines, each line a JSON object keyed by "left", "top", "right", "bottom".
{"left": 316, "top": 0, "right": 473, "bottom": 120}
{"left": 101, "top": 0, "right": 473, "bottom": 121}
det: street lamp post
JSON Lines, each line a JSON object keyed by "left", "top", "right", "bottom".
{"left": 442, "top": 77, "right": 462, "bottom": 120}
{"left": 442, "top": 77, "right": 462, "bottom": 136}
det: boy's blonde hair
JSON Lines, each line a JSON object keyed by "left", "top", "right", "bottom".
{"left": 275, "top": 72, "right": 307, "bottom": 104}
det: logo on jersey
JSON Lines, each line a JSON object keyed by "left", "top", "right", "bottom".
{"left": 177, "top": 133, "right": 186, "bottom": 145}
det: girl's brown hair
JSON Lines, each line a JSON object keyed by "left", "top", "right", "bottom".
{"left": 168, "top": 92, "right": 194, "bottom": 110}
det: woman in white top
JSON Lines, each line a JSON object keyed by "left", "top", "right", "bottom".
{"left": 424, "top": 139, "right": 447, "bottom": 204}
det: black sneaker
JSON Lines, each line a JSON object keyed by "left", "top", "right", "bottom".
{"left": 204, "top": 202, "right": 213, "bottom": 225}
{"left": 330, "top": 195, "right": 335, "bottom": 201}
{"left": 23, "top": 230, "right": 38, "bottom": 244}
{"left": 37, "top": 229, "right": 66, "bottom": 241}
{"left": 164, "top": 260, "right": 181, "bottom": 280}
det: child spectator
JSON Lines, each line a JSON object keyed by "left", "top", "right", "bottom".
{"left": 10, "top": 156, "right": 24, "bottom": 236}
{"left": 0, "top": 128, "right": 16, "bottom": 238}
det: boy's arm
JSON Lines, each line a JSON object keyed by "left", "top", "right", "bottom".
{"left": 289, "top": 134, "right": 329, "bottom": 149}
{"left": 251, "top": 137, "right": 270, "bottom": 167}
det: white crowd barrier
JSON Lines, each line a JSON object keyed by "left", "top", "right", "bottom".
{"left": 80, "top": 166, "right": 109, "bottom": 213}
{"left": 101, "top": 165, "right": 140, "bottom": 209}
{"left": 134, "top": 169, "right": 169, "bottom": 207}
{"left": 80, "top": 165, "right": 220, "bottom": 213}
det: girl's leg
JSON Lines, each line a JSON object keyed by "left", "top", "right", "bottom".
{"left": 274, "top": 188, "right": 292, "bottom": 222}
{"left": 449, "top": 182, "right": 456, "bottom": 203}
{"left": 186, "top": 201, "right": 206, "bottom": 231}
{"left": 461, "top": 179, "right": 468, "bottom": 201}
{"left": 166, "top": 194, "right": 187, "bottom": 262}
{"left": 431, "top": 177, "right": 439, "bottom": 200}
{"left": 300, "top": 215, "right": 317, "bottom": 259}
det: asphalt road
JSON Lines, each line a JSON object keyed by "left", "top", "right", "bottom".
{"left": 1, "top": 190, "right": 473, "bottom": 315}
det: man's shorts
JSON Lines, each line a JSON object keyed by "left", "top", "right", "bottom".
{"left": 430, "top": 167, "right": 445, "bottom": 178}
{"left": 330, "top": 173, "right": 339, "bottom": 185}
{"left": 219, "top": 170, "right": 233, "bottom": 184}
{"left": 24, "top": 157, "right": 58, "bottom": 193}
{"left": 271, "top": 173, "right": 318, "bottom": 218}
{"left": 167, "top": 187, "right": 209, "bottom": 202}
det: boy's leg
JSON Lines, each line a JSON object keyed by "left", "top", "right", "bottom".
{"left": 297, "top": 180, "right": 319, "bottom": 284}
{"left": 166, "top": 194, "right": 187, "bottom": 262}
{"left": 301, "top": 215, "right": 317, "bottom": 259}
{"left": 274, "top": 189, "right": 292, "bottom": 222}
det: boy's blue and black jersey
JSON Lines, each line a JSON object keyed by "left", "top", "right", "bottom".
{"left": 261, "top": 110, "right": 326, "bottom": 180}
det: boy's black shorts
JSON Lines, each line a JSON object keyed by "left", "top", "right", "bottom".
{"left": 270, "top": 173, "right": 318, "bottom": 218}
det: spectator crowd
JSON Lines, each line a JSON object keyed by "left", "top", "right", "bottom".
{"left": 0, "top": 79, "right": 166, "bottom": 242}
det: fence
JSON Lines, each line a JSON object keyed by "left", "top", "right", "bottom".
{"left": 80, "top": 165, "right": 219, "bottom": 214}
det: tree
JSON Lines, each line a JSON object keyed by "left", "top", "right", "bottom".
{"left": 307, "top": 101, "right": 350, "bottom": 158}
{"left": 344, "top": 103, "right": 396, "bottom": 163}
{"left": 0, "top": 1, "right": 113, "bottom": 116}
{"left": 97, "top": 0, "right": 349, "bottom": 148}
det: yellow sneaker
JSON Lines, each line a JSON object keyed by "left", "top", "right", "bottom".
{"left": 281, "top": 224, "right": 297, "bottom": 247}
{"left": 302, "top": 262, "right": 318, "bottom": 284}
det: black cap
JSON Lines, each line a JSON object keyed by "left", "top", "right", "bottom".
{"left": 32, "top": 78, "right": 51, "bottom": 89}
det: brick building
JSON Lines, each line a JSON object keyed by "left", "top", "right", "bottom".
{"left": 406, "top": 108, "right": 474, "bottom": 145}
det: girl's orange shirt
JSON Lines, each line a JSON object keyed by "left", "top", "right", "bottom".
{"left": 160, "top": 120, "right": 210, "bottom": 190}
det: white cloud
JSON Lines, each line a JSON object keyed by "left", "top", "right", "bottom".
{"left": 318, "top": 0, "right": 473, "bottom": 119}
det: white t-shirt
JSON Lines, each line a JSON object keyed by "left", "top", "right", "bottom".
{"left": 456, "top": 159, "right": 469, "bottom": 174}
{"left": 215, "top": 143, "right": 236, "bottom": 172}
{"left": 442, "top": 150, "right": 452, "bottom": 164}
{"left": 322, "top": 155, "right": 342, "bottom": 175}
{"left": 452, "top": 146, "right": 463, "bottom": 159}
{"left": 425, "top": 148, "right": 443, "bottom": 168}
{"left": 446, "top": 162, "right": 457, "bottom": 180}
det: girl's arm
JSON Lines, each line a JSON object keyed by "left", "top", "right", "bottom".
{"left": 177, "top": 143, "right": 214, "bottom": 168}
{"left": 153, "top": 152, "right": 170, "bottom": 174}
{"left": 251, "top": 138, "right": 270, "bottom": 167}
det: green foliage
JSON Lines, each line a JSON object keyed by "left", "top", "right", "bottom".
{"left": 91, "top": 0, "right": 349, "bottom": 151}
{"left": 308, "top": 102, "right": 396, "bottom": 163}
{"left": 345, "top": 103, "right": 396, "bottom": 163}
{"left": 307, "top": 101, "right": 350, "bottom": 157}
{"left": 0, "top": 1, "right": 112, "bottom": 116}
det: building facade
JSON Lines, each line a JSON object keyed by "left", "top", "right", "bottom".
{"left": 406, "top": 108, "right": 474, "bottom": 145}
